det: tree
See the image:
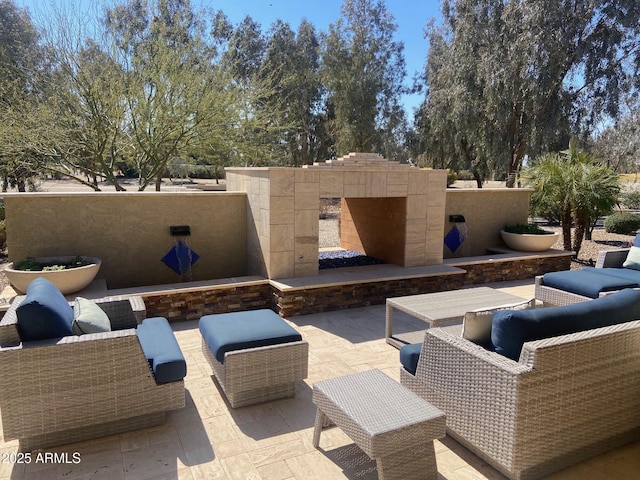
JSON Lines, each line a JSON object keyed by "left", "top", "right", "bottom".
{"left": 105, "top": 0, "right": 237, "bottom": 190}
{"left": 44, "top": 33, "right": 131, "bottom": 191}
{"left": 420, "top": 0, "right": 640, "bottom": 187}
{"left": 592, "top": 97, "right": 640, "bottom": 173}
{"left": 322, "top": 0, "right": 407, "bottom": 156}
{"left": 523, "top": 140, "right": 620, "bottom": 256}
{"left": 0, "top": 0, "right": 49, "bottom": 191}
{"left": 217, "top": 14, "right": 294, "bottom": 166}
{"left": 259, "top": 19, "right": 324, "bottom": 166}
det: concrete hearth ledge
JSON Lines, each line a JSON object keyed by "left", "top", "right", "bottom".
{"left": 445, "top": 247, "right": 574, "bottom": 266}
{"left": 269, "top": 263, "right": 465, "bottom": 291}
{"left": 107, "top": 276, "right": 267, "bottom": 297}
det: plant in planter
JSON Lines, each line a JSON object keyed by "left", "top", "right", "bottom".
{"left": 14, "top": 256, "right": 94, "bottom": 271}
{"left": 500, "top": 223, "right": 559, "bottom": 252}
{"left": 4, "top": 255, "right": 102, "bottom": 294}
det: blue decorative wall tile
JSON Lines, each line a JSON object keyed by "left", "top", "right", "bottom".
{"left": 444, "top": 225, "right": 465, "bottom": 253}
{"left": 162, "top": 241, "right": 200, "bottom": 276}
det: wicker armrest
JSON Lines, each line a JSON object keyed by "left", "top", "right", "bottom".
{"left": 519, "top": 319, "right": 640, "bottom": 368}
{"left": 0, "top": 296, "right": 26, "bottom": 346}
{"left": 417, "top": 328, "right": 531, "bottom": 378}
{"left": 93, "top": 295, "right": 146, "bottom": 329}
{"left": 595, "top": 248, "right": 630, "bottom": 268}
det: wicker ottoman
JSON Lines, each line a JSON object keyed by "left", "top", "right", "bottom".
{"left": 199, "top": 309, "right": 308, "bottom": 408}
{"left": 312, "top": 369, "right": 446, "bottom": 480}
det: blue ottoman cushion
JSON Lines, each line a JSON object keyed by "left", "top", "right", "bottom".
{"left": 16, "top": 277, "right": 74, "bottom": 342}
{"left": 136, "top": 317, "right": 187, "bottom": 383}
{"left": 399, "top": 343, "right": 423, "bottom": 375}
{"left": 492, "top": 288, "right": 640, "bottom": 360}
{"left": 542, "top": 268, "right": 636, "bottom": 299}
{"left": 199, "top": 309, "right": 302, "bottom": 363}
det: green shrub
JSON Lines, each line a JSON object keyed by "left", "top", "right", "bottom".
{"left": 621, "top": 190, "right": 640, "bottom": 210}
{"left": 604, "top": 211, "right": 640, "bottom": 234}
{"left": 456, "top": 169, "right": 474, "bottom": 181}
{"left": 446, "top": 171, "right": 457, "bottom": 187}
{"left": 14, "top": 256, "right": 94, "bottom": 271}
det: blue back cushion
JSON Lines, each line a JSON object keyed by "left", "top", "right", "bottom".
{"left": 16, "top": 277, "right": 74, "bottom": 342}
{"left": 199, "top": 309, "right": 302, "bottom": 363}
{"left": 492, "top": 288, "right": 640, "bottom": 360}
{"left": 634, "top": 234, "right": 640, "bottom": 247}
{"left": 136, "top": 317, "right": 186, "bottom": 383}
{"left": 399, "top": 343, "right": 423, "bottom": 375}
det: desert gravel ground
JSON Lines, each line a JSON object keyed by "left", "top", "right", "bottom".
{"left": 546, "top": 224, "right": 634, "bottom": 270}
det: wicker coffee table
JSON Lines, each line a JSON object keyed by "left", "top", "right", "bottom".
{"left": 312, "top": 369, "right": 445, "bottom": 480}
{"left": 385, "top": 286, "right": 526, "bottom": 348}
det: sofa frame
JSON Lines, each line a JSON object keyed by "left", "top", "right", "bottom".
{"left": 400, "top": 321, "right": 640, "bottom": 480}
{"left": 535, "top": 247, "right": 631, "bottom": 305}
{"left": 0, "top": 295, "right": 185, "bottom": 451}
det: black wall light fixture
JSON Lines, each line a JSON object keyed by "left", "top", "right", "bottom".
{"left": 169, "top": 225, "right": 191, "bottom": 236}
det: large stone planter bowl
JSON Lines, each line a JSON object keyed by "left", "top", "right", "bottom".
{"left": 500, "top": 230, "right": 559, "bottom": 252}
{"left": 4, "top": 256, "right": 102, "bottom": 295}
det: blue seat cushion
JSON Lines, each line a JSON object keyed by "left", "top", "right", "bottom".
{"left": 492, "top": 288, "right": 640, "bottom": 360}
{"left": 16, "top": 277, "right": 74, "bottom": 342}
{"left": 595, "top": 267, "right": 640, "bottom": 286}
{"left": 399, "top": 343, "right": 422, "bottom": 375}
{"left": 542, "top": 268, "right": 636, "bottom": 298}
{"left": 199, "top": 309, "right": 302, "bottom": 363}
{"left": 136, "top": 317, "right": 187, "bottom": 384}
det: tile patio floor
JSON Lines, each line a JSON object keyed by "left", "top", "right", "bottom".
{"left": 1, "top": 280, "right": 639, "bottom": 480}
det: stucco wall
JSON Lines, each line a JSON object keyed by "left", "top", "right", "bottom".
{"left": 3, "top": 192, "right": 247, "bottom": 289}
{"left": 444, "top": 188, "right": 532, "bottom": 257}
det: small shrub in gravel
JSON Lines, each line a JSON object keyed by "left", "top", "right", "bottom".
{"left": 621, "top": 190, "right": 640, "bottom": 210}
{"left": 456, "top": 169, "right": 474, "bottom": 180}
{"left": 604, "top": 211, "right": 640, "bottom": 235}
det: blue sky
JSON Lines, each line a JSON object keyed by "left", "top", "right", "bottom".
{"left": 15, "top": 0, "right": 442, "bottom": 115}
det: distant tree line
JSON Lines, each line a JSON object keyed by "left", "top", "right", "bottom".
{"left": 415, "top": 0, "right": 640, "bottom": 186}
{"left": 2, "top": 0, "right": 640, "bottom": 191}
{"left": 0, "top": 0, "right": 407, "bottom": 190}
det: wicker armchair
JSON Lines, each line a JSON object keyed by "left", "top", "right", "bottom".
{"left": 400, "top": 321, "right": 640, "bottom": 480}
{"left": 0, "top": 295, "right": 185, "bottom": 452}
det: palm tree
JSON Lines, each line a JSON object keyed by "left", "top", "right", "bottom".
{"left": 522, "top": 140, "right": 620, "bottom": 256}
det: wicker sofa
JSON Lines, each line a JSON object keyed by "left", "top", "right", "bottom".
{"left": 0, "top": 281, "right": 186, "bottom": 452}
{"left": 399, "top": 290, "right": 640, "bottom": 480}
{"left": 535, "top": 242, "right": 640, "bottom": 305}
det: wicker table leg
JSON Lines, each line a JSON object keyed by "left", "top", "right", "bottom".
{"left": 376, "top": 441, "right": 438, "bottom": 480}
{"left": 386, "top": 303, "right": 403, "bottom": 348}
{"left": 312, "top": 408, "right": 325, "bottom": 448}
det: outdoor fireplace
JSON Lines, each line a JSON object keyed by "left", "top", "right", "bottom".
{"left": 225, "top": 153, "right": 448, "bottom": 279}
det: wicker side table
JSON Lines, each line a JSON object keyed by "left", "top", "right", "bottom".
{"left": 312, "top": 369, "right": 445, "bottom": 480}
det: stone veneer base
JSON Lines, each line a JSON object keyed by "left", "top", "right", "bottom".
{"left": 138, "top": 251, "right": 573, "bottom": 321}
